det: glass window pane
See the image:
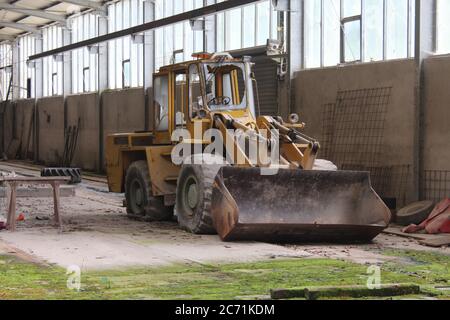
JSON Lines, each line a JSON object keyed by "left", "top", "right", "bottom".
{"left": 216, "top": 12, "right": 225, "bottom": 52}
{"left": 304, "top": 0, "right": 322, "bottom": 68}
{"left": 364, "top": 0, "right": 384, "bottom": 61}
{"left": 323, "top": 0, "right": 341, "bottom": 66}
{"left": 437, "top": 0, "right": 450, "bottom": 53}
{"left": 342, "top": 0, "right": 361, "bottom": 18}
{"left": 243, "top": 5, "right": 256, "bottom": 48}
{"left": 256, "top": 1, "right": 270, "bottom": 46}
{"left": 226, "top": 8, "right": 242, "bottom": 50}
{"left": 386, "top": 0, "right": 408, "bottom": 59}
{"left": 343, "top": 20, "right": 361, "bottom": 62}
{"left": 123, "top": 60, "right": 131, "bottom": 88}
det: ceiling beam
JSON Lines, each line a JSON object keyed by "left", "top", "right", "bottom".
{"left": 30, "top": 0, "right": 263, "bottom": 60}
{"left": 59, "top": 0, "right": 103, "bottom": 10}
{"left": 0, "top": 3, "right": 67, "bottom": 24}
{"left": 0, "top": 22, "right": 41, "bottom": 34}
{"left": 0, "top": 34, "right": 15, "bottom": 42}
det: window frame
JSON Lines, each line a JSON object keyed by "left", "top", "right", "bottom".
{"left": 302, "top": 0, "right": 416, "bottom": 69}
{"left": 340, "top": 0, "right": 363, "bottom": 63}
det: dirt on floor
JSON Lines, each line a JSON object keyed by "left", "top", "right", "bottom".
{"left": 0, "top": 162, "right": 449, "bottom": 271}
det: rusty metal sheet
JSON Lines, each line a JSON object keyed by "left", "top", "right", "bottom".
{"left": 211, "top": 167, "right": 391, "bottom": 243}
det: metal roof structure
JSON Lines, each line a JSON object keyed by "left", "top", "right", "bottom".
{"left": 0, "top": 0, "right": 105, "bottom": 41}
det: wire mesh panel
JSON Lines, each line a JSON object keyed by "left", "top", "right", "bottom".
{"left": 422, "top": 171, "right": 450, "bottom": 203}
{"left": 328, "top": 87, "right": 392, "bottom": 168}
{"left": 341, "top": 164, "right": 410, "bottom": 208}
{"left": 321, "top": 103, "right": 336, "bottom": 160}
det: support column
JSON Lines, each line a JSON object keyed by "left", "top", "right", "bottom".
{"left": 12, "top": 41, "right": 20, "bottom": 100}
{"left": 98, "top": 15, "right": 109, "bottom": 172}
{"left": 34, "top": 36, "right": 43, "bottom": 162}
{"left": 279, "top": 0, "right": 302, "bottom": 119}
{"left": 98, "top": 16, "right": 108, "bottom": 92}
{"left": 35, "top": 37, "right": 43, "bottom": 99}
{"left": 62, "top": 27, "right": 72, "bottom": 96}
{"left": 414, "top": 0, "right": 436, "bottom": 200}
{"left": 143, "top": 0, "right": 155, "bottom": 131}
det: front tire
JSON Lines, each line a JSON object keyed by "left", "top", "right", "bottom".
{"left": 175, "top": 155, "right": 226, "bottom": 234}
{"left": 125, "top": 161, "right": 173, "bottom": 221}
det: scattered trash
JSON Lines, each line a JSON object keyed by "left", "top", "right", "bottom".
{"left": 16, "top": 213, "right": 25, "bottom": 222}
{"left": 36, "top": 216, "right": 50, "bottom": 221}
{"left": 403, "top": 199, "right": 450, "bottom": 234}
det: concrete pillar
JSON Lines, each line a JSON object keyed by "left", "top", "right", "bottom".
{"left": 278, "top": 0, "right": 300, "bottom": 120}
{"left": 11, "top": 40, "right": 20, "bottom": 100}
{"left": 414, "top": 0, "right": 436, "bottom": 200}
{"left": 143, "top": 0, "right": 155, "bottom": 131}
{"left": 62, "top": 27, "right": 72, "bottom": 96}
{"left": 97, "top": 15, "right": 109, "bottom": 172}
{"left": 35, "top": 37, "right": 44, "bottom": 99}
{"left": 98, "top": 15, "right": 108, "bottom": 92}
{"left": 204, "top": 0, "right": 216, "bottom": 53}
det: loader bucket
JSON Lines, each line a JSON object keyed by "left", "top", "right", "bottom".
{"left": 211, "top": 167, "right": 391, "bottom": 243}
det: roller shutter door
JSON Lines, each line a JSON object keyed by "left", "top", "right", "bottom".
{"left": 231, "top": 47, "right": 279, "bottom": 116}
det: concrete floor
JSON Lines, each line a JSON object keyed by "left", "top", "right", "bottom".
{"left": 0, "top": 161, "right": 449, "bottom": 271}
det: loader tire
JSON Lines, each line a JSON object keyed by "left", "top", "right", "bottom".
{"left": 175, "top": 155, "right": 227, "bottom": 234}
{"left": 125, "top": 161, "right": 173, "bottom": 221}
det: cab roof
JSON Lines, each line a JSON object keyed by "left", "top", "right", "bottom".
{"left": 158, "top": 52, "right": 245, "bottom": 73}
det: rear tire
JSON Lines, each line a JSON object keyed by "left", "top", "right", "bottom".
{"left": 125, "top": 161, "right": 173, "bottom": 221}
{"left": 175, "top": 154, "right": 227, "bottom": 234}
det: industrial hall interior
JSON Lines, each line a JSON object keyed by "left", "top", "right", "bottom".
{"left": 0, "top": 0, "right": 449, "bottom": 302}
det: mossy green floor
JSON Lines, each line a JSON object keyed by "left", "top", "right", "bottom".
{"left": 0, "top": 249, "right": 449, "bottom": 300}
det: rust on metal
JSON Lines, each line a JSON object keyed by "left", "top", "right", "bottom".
{"left": 211, "top": 167, "right": 391, "bottom": 243}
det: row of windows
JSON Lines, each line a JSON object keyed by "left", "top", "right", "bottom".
{"left": 0, "top": 43, "right": 12, "bottom": 101}
{"left": 18, "top": 35, "right": 35, "bottom": 99}
{"left": 154, "top": 0, "right": 205, "bottom": 70}
{"left": 304, "top": 0, "right": 450, "bottom": 69}
{"left": 216, "top": 0, "right": 279, "bottom": 52}
{"left": 42, "top": 25, "right": 63, "bottom": 97}
{"left": 304, "top": 0, "right": 416, "bottom": 68}
{"left": 71, "top": 12, "right": 99, "bottom": 93}
{"left": 437, "top": 0, "right": 450, "bottom": 54}
{"left": 107, "top": 0, "right": 145, "bottom": 90}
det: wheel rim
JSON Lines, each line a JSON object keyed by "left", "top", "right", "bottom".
{"left": 183, "top": 175, "right": 199, "bottom": 216}
{"left": 130, "top": 179, "right": 145, "bottom": 213}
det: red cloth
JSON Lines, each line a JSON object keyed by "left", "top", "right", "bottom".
{"left": 403, "top": 198, "right": 450, "bottom": 234}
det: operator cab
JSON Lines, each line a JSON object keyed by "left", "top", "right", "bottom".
{"left": 152, "top": 53, "right": 257, "bottom": 143}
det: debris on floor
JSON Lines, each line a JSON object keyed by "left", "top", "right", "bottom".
{"left": 403, "top": 199, "right": 450, "bottom": 235}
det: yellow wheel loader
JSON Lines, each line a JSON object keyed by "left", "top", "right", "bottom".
{"left": 105, "top": 53, "right": 391, "bottom": 243}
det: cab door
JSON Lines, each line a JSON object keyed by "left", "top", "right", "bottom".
{"left": 152, "top": 71, "right": 172, "bottom": 144}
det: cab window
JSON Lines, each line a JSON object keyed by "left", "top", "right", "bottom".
{"left": 154, "top": 75, "right": 169, "bottom": 132}
{"left": 189, "top": 64, "right": 203, "bottom": 119}
{"left": 174, "top": 71, "right": 187, "bottom": 128}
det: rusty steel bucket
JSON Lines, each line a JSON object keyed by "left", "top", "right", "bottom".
{"left": 211, "top": 167, "right": 391, "bottom": 243}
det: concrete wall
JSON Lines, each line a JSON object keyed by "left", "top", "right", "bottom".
{"left": 66, "top": 93, "right": 100, "bottom": 171}
{"left": 15, "top": 99, "right": 35, "bottom": 159}
{"left": 0, "top": 101, "right": 14, "bottom": 157}
{"left": 423, "top": 55, "right": 450, "bottom": 172}
{"left": 294, "top": 59, "right": 417, "bottom": 204}
{"left": 36, "top": 96, "right": 65, "bottom": 166}
{"left": 101, "top": 87, "right": 146, "bottom": 169}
